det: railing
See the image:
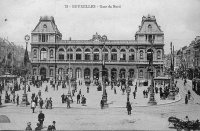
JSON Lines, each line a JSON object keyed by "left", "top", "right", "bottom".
{"left": 32, "top": 59, "right": 164, "bottom": 64}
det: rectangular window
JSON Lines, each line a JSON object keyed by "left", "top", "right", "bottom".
{"left": 42, "top": 34, "right": 45, "bottom": 42}
{"left": 67, "top": 54, "right": 73, "bottom": 60}
{"left": 120, "top": 54, "right": 126, "bottom": 61}
{"left": 45, "top": 35, "right": 48, "bottom": 42}
{"left": 59, "top": 54, "right": 64, "bottom": 60}
{"left": 111, "top": 54, "right": 117, "bottom": 61}
{"left": 94, "top": 54, "right": 99, "bottom": 61}
{"left": 85, "top": 54, "right": 90, "bottom": 61}
{"left": 105, "top": 54, "right": 108, "bottom": 61}
{"left": 76, "top": 54, "right": 82, "bottom": 60}
{"left": 129, "top": 54, "right": 134, "bottom": 61}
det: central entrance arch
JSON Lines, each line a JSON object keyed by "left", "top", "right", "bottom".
{"left": 40, "top": 67, "right": 46, "bottom": 81}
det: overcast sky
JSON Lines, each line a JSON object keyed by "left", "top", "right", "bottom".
{"left": 0, "top": 0, "right": 200, "bottom": 53}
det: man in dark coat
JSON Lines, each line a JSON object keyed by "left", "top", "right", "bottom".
{"left": 100, "top": 99, "right": 104, "bottom": 109}
{"left": 61, "top": 93, "right": 65, "bottom": 103}
{"left": 126, "top": 101, "right": 132, "bottom": 115}
{"left": 16, "top": 94, "right": 19, "bottom": 105}
{"left": 77, "top": 94, "right": 80, "bottom": 104}
{"left": 38, "top": 110, "right": 45, "bottom": 128}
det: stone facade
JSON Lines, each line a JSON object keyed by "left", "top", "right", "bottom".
{"left": 31, "top": 15, "right": 164, "bottom": 83}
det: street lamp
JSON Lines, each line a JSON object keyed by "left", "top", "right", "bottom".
{"left": 147, "top": 39, "right": 157, "bottom": 105}
{"left": 101, "top": 35, "right": 108, "bottom": 108}
{"left": 168, "top": 43, "right": 175, "bottom": 100}
{"left": 20, "top": 34, "right": 30, "bottom": 106}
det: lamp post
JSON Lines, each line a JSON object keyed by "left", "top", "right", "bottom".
{"left": 20, "top": 34, "right": 30, "bottom": 106}
{"left": 168, "top": 43, "right": 175, "bottom": 100}
{"left": 148, "top": 39, "right": 157, "bottom": 105}
{"left": 101, "top": 35, "right": 108, "bottom": 108}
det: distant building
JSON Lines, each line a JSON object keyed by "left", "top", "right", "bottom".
{"left": 31, "top": 15, "right": 164, "bottom": 83}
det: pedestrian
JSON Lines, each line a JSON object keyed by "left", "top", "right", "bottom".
{"left": 135, "top": 85, "right": 137, "bottom": 92}
{"left": 185, "top": 94, "right": 188, "bottom": 104}
{"left": 114, "top": 87, "right": 117, "bottom": 94}
{"left": 133, "top": 91, "right": 136, "bottom": 99}
{"left": 39, "top": 98, "right": 43, "bottom": 109}
{"left": 66, "top": 97, "right": 70, "bottom": 108}
{"left": 81, "top": 95, "right": 86, "bottom": 106}
{"left": 49, "top": 97, "right": 53, "bottom": 109}
{"left": 126, "top": 101, "right": 132, "bottom": 115}
{"left": 38, "top": 90, "right": 41, "bottom": 98}
{"left": 77, "top": 94, "right": 80, "bottom": 104}
{"left": 143, "top": 90, "right": 145, "bottom": 98}
{"left": 25, "top": 122, "right": 32, "bottom": 131}
{"left": 31, "top": 100, "right": 36, "bottom": 113}
{"left": 35, "top": 95, "right": 38, "bottom": 106}
{"left": 61, "top": 93, "right": 65, "bottom": 103}
{"left": 38, "top": 110, "right": 45, "bottom": 128}
{"left": 87, "top": 86, "right": 89, "bottom": 93}
{"left": 45, "top": 85, "right": 48, "bottom": 92}
{"left": 51, "top": 121, "right": 56, "bottom": 131}
{"left": 31, "top": 93, "right": 35, "bottom": 101}
{"left": 13, "top": 93, "right": 15, "bottom": 104}
{"left": 188, "top": 90, "right": 191, "bottom": 100}
{"left": 16, "top": 94, "right": 19, "bottom": 106}
{"left": 53, "top": 84, "right": 55, "bottom": 91}
{"left": 100, "top": 99, "right": 104, "bottom": 109}
{"left": 27, "top": 85, "right": 30, "bottom": 92}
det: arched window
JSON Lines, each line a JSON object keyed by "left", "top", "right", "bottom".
{"left": 40, "top": 48, "right": 47, "bottom": 60}
{"left": 50, "top": 49, "right": 53, "bottom": 58}
{"left": 157, "top": 50, "right": 161, "bottom": 59}
{"left": 84, "top": 68, "right": 90, "bottom": 79}
{"left": 140, "top": 50, "right": 144, "bottom": 59}
{"left": 93, "top": 49, "right": 99, "bottom": 61}
{"left": 33, "top": 49, "right": 37, "bottom": 58}
{"left": 67, "top": 68, "right": 73, "bottom": 78}
{"left": 139, "top": 70, "right": 143, "bottom": 78}
{"left": 50, "top": 69, "right": 53, "bottom": 76}
{"left": 120, "top": 49, "right": 126, "bottom": 61}
{"left": 59, "top": 48, "right": 64, "bottom": 52}
{"left": 111, "top": 49, "right": 117, "bottom": 61}
{"left": 129, "top": 69, "right": 134, "bottom": 78}
{"left": 129, "top": 49, "right": 135, "bottom": 61}
{"left": 58, "top": 48, "right": 65, "bottom": 60}
{"left": 103, "top": 48, "right": 108, "bottom": 61}
{"left": 85, "top": 48, "right": 91, "bottom": 61}
{"left": 76, "top": 48, "right": 82, "bottom": 60}
{"left": 67, "top": 48, "right": 73, "bottom": 60}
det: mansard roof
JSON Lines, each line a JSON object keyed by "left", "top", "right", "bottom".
{"left": 136, "top": 14, "right": 163, "bottom": 35}
{"left": 32, "top": 16, "right": 61, "bottom": 35}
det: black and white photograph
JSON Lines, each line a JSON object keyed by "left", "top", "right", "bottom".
{"left": 0, "top": 0, "right": 200, "bottom": 130}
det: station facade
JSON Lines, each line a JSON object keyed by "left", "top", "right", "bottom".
{"left": 31, "top": 15, "right": 164, "bottom": 84}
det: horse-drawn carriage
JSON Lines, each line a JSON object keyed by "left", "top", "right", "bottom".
{"left": 168, "top": 116, "right": 200, "bottom": 130}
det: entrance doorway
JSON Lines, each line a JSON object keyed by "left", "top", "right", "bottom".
{"left": 40, "top": 67, "right": 46, "bottom": 81}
